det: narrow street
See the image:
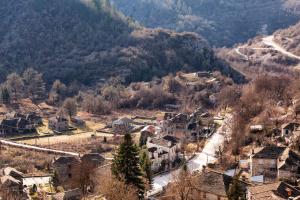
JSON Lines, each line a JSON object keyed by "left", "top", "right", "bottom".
{"left": 148, "top": 114, "right": 232, "bottom": 196}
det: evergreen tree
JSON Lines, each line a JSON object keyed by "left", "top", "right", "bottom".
{"left": 140, "top": 151, "right": 153, "bottom": 189}
{"left": 227, "top": 173, "right": 246, "bottom": 200}
{"left": 111, "top": 133, "right": 145, "bottom": 198}
{"left": 1, "top": 87, "right": 10, "bottom": 104}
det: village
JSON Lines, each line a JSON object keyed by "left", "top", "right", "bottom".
{"left": 1, "top": 71, "right": 300, "bottom": 200}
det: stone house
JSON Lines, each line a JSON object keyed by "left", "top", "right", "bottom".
{"left": 158, "top": 113, "right": 190, "bottom": 140}
{"left": 0, "top": 167, "right": 27, "bottom": 200}
{"left": 53, "top": 154, "right": 105, "bottom": 189}
{"left": 25, "top": 112, "right": 43, "bottom": 126}
{"left": 146, "top": 135, "right": 181, "bottom": 172}
{"left": 140, "top": 125, "right": 157, "bottom": 146}
{"left": 112, "top": 117, "right": 133, "bottom": 134}
{"left": 250, "top": 146, "right": 300, "bottom": 181}
{"left": 0, "top": 115, "right": 37, "bottom": 136}
{"left": 247, "top": 181, "right": 300, "bottom": 200}
{"left": 48, "top": 116, "right": 69, "bottom": 132}
{"left": 52, "top": 188, "right": 82, "bottom": 200}
{"left": 281, "top": 122, "right": 300, "bottom": 138}
{"left": 53, "top": 156, "right": 81, "bottom": 189}
{"left": 2, "top": 167, "right": 24, "bottom": 181}
{"left": 81, "top": 153, "right": 105, "bottom": 169}
{"left": 190, "top": 169, "right": 247, "bottom": 200}
{"left": 70, "top": 116, "right": 85, "bottom": 126}
{"left": 0, "top": 176, "right": 24, "bottom": 200}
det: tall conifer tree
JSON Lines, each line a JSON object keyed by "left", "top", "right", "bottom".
{"left": 111, "top": 133, "right": 145, "bottom": 198}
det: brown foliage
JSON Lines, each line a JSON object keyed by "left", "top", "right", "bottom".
{"left": 164, "top": 168, "right": 195, "bottom": 200}
{"left": 93, "top": 169, "right": 139, "bottom": 200}
{"left": 120, "top": 86, "right": 176, "bottom": 109}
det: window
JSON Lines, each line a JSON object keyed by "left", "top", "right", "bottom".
{"left": 68, "top": 173, "right": 72, "bottom": 178}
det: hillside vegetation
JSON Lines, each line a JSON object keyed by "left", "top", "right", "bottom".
{"left": 274, "top": 22, "right": 300, "bottom": 56}
{"left": 111, "top": 0, "right": 300, "bottom": 47}
{"left": 217, "top": 21, "right": 300, "bottom": 78}
{"left": 0, "top": 0, "right": 242, "bottom": 85}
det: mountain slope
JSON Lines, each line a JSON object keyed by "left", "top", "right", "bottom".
{"left": 273, "top": 22, "right": 300, "bottom": 56}
{"left": 217, "top": 21, "right": 300, "bottom": 78}
{"left": 0, "top": 0, "right": 243, "bottom": 85}
{"left": 111, "top": 0, "right": 300, "bottom": 47}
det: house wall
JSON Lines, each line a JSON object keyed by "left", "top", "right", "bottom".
{"left": 191, "top": 189, "right": 228, "bottom": 200}
{"left": 54, "top": 161, "right": 81, "bottom": 189}
{"left": 282, "top": 128, "right": 292, "bottom": 137}
{"left": 278, "top": 169, "right": 293, "bottom": 179}
{"left": 147, "top": 141, "right": 181, "bottom": 172}
{"left": 49, "top": 121, "right": 68, "bottom": 132}
{"left": 251, "top": 158, "right": 278, "bottom": 178}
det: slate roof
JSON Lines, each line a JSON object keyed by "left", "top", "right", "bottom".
{"left": 249, "top": 182, "right": 300, "bottom": 199}
{"left": 0, "top": 118, "right": 18, "bottom": 128}
{"left": 149, "top": 135, "right": 179, "bottom": 148}
{"left": 53, "top": 156, "right": 80, "bottom": 165}
{"left": 81, "top": 153, "right": 105, "bottom": 163}
{"left": 194, "top": 170, "right": 233, "bottom": 197}
{"left": 170, "top": 113, "right": 189, "bottom": 124}
{"left": 282, "top": 122, "right": 300, "bottom": 130}
{"left": 3, "top": 167, "right": 24, "bottom": 180}
{"left": 252, "top": 146, "right": 286, "bottom": 159}
{"left": 278, "top": 150, "right": 300, "bottom": 171}
{"left": 112, "top": 117, "right": 132, "bottom": 127}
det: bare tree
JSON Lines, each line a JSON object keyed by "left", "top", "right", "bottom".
{"left": 22, "top": 68, "right": 46, "bottom": 101}
{"left": 165, "top": 165, "right": 194, "bottom": 200}
{"left": 62, "top": 98, "right": 77, "bottom": 119}
{"left": 5, "top": 73, "right": 24, "bottom": 101}
{"left": 94, "top": 168, "right": 139, "bottom": 200}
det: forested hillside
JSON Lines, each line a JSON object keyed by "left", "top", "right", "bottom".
{"left": 111, "top": 0, "right": 300, "bottom": 47}
{"left": 0, "top": 0, "right": 243, "bottom": 85}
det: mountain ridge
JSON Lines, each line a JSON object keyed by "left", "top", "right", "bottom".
{"left": 111, "top": 0, "right": 300, "bottom": 47}
{"left": 0, "top": 0, "right": 243, "bottom": 85}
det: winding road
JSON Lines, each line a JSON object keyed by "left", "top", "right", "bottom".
{"left": 234, "top": 35, "right": 300, "bottom": 61}
{"left": 262, "top": 35, "right": 300, "bottom": 60}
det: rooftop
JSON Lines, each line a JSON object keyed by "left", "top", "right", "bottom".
{"left": 53, "top": 156, "right": 80, "bottom": 165}
{"left": 194, "top": 169, "right": 234, "bottom": 197}
{"left": 252, "top": 146, "right": 286, "bottom": 159}
{"left": 149, "top": 135, "right": 179, "bottom": 148}
{"left": 248, "top": 182, "right": 300, "bottom": 199}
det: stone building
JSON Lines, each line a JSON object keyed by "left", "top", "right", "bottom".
{"left": 250, "top": 146, "right": 300, "bottom": 181}
{"left": 53, "top": 156, "right": 81, "bottom": 189}
{"left": 48, "top": 116, "right": 69, "bottom": 132}
{"left": 147, "top": 135, "right": 181, "bottom": 172}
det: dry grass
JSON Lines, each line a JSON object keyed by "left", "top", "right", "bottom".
{"left": 0, "top": 147, "right": 54, "bottom": 174}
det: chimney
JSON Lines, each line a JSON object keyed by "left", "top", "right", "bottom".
{"left": 286, "top": 188, "right": 292, "bottom": 197}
